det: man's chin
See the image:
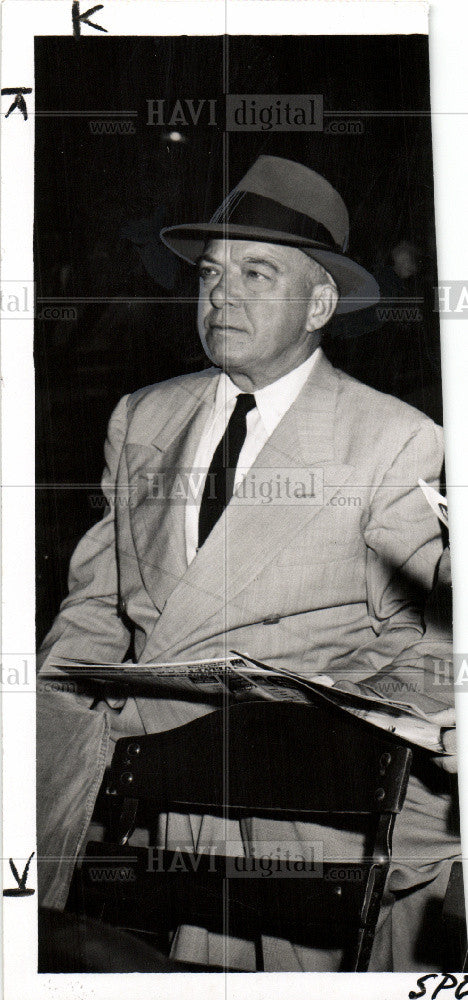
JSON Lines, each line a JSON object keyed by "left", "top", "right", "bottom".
{"left": 204, "top": 333, "right": 250, "bottom": 370}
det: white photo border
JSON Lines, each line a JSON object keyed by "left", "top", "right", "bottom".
{"left": 2, "top": 1, "right": 468, "bottom": 997}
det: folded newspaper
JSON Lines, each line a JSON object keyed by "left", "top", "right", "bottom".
{"left": 418, "top": 478, "right": 448, "bottom": 528}
{"left": 40, "top": 652, "right": 445, "bottom": 753}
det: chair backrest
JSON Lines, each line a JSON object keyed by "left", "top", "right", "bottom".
{"left": 82, "top": 699, "right": 413, "bottom": 971}
{"left": 109, "top": 699, "right": 412, "bottom": 819}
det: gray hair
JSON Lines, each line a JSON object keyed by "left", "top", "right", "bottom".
{"left": 305, "top": 255, "right": 338, "bottom": 296}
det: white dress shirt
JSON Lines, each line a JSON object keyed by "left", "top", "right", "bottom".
{"left": 185, "top": 349, "right": 319, "bottom": 565}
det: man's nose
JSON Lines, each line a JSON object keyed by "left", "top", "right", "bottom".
{"left": 209, "top": 271, "right": 242, "bottom": 308}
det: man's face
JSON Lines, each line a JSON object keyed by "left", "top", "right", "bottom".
{"left": 197, "top": 239, "right": 325, "bottom": 388}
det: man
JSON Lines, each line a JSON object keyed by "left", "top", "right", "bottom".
{"left": 37, "top": 155, "right": 459, "bottom": 970}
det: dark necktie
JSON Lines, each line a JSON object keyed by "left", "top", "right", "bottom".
{"left": 198, "top": 393, "right": 256, "bottom": 548}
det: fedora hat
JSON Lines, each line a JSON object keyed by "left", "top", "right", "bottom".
{"left": 160, "top": 155, "right": 379, "bottom": 314}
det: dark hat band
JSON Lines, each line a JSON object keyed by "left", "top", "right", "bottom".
{"left": 210, "top": 190, "right": 341, "bottom": 253}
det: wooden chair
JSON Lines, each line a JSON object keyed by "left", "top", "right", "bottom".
{"left": 71, "top": 698, "right": 412, "bottom": 971}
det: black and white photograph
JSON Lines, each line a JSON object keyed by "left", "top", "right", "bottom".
{"left": 2, "top": 0, "right": 468, "bottom": 993}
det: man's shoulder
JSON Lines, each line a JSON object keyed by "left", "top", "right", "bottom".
{"left": 333, "top": 362, "right": 441, "bottom": 436}
{"left": 325, "top": 360, "right": 443, "bottom": 470}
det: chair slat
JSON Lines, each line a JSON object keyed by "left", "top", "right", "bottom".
{"left": 110, "top": 701, "right": 412, "bottom": 814}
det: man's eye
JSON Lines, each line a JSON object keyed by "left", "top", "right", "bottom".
{"left": 244, "top": 269, "right": 270, "bottom": 282}
{"left": 198, "top": 265, "right": 218, "bottom": 280}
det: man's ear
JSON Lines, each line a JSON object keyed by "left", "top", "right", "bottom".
{"left": 305, "top": 282, "right": 339, "bottom": 332}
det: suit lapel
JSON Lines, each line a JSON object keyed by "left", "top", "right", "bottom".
{"left": 145, "top": 350, "right": 354, "bottom": 657}
{"left": 126, "top": 370, "right": 218, "bottom": 610}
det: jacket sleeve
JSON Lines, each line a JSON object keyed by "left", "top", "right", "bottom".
{"left": 339, "top": 417, "right": 454, "bottom": 714}
{"left": 37, "top": 394, "right": 132, "bottom": 671}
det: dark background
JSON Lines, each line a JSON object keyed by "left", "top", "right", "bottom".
{"left": 35, "top": 34, "right": 441, "bottom": 643}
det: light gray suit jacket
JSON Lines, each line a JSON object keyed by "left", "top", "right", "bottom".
{"left": 37, "top": 348, "right": 451, "bottom": 907}
{"left": 39, "top": 347, "right": 448, "bottom": 704}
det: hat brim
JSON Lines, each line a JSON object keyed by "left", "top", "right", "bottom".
{"left": 160, "top": 223, "right": 380, "bottom": 315}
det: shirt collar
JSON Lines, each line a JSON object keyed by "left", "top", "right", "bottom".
{"left": 214, "top": 349, "right": 319, "bottom": 436}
